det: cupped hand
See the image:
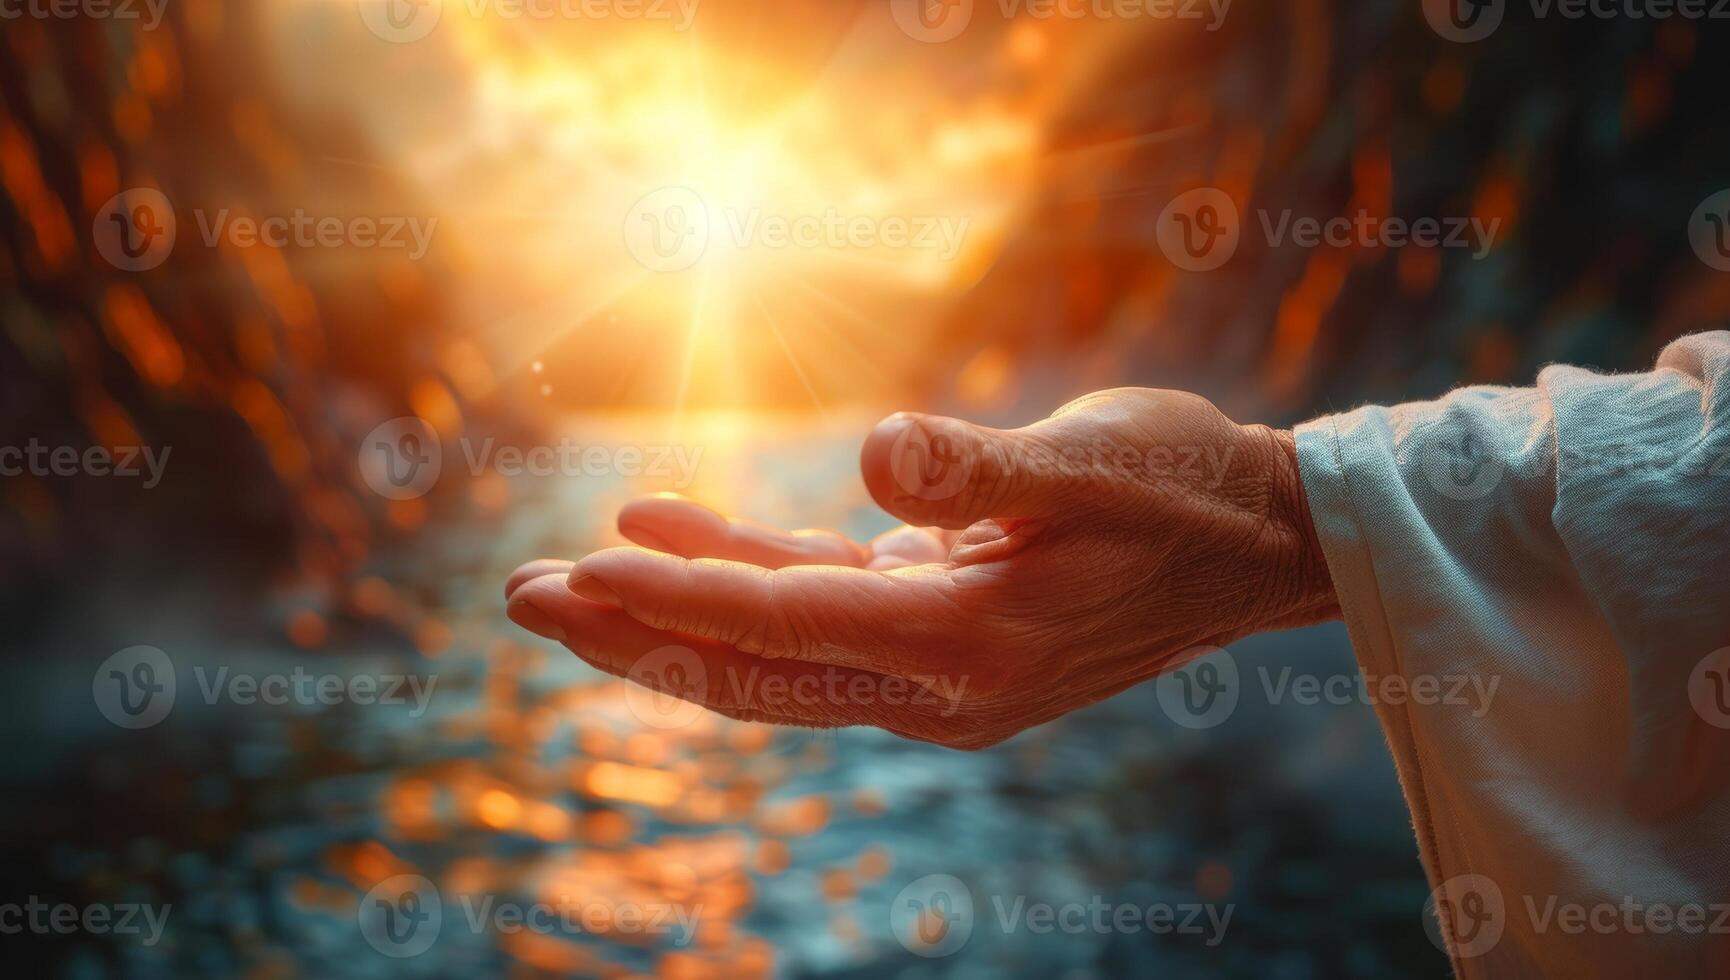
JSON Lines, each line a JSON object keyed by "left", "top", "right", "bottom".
{"left": 506, "top": 389, "right": 1339, "bottom": 749}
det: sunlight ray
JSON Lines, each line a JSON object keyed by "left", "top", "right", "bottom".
{"left": 751, "top": 289, "right": 830, "bottom": 418}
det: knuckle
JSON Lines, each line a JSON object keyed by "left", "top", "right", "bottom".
{"left": 965, "top": 439, "right": 1028, "bottom": 511}
{"left": 754, "top": 581, "right": 811, "bottom": 660}
{"left": 754, "top": 613, "right": 804, "bottom": 659}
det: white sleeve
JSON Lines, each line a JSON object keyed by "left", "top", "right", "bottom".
{"left": 1294, "top": 331, "right": 1730, "bottom": 978}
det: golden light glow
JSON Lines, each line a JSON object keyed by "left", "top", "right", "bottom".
{"left": 265, "top": 3, "right": 1113, "bottom": 414}
{"left": 582, "top": 760, "right": 685, "bottom": 807}
{"left": 476, "top": 788, "right": 522, "bottom": 829}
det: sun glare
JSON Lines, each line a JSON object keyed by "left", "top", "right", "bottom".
{"left": 280, "top": 4, "right": 1047, "bottom": 413}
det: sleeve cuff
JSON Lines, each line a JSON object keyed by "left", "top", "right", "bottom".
{"left": 1294, "top": 412, "right": 1451, "bottom": 894}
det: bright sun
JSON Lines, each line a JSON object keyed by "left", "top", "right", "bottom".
{"left": 289, "top": 6, "right": 1045, "bottom": 413}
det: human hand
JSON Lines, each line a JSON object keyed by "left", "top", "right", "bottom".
{"left": 506, "top": 389, "right": 1339, "bottom": 749}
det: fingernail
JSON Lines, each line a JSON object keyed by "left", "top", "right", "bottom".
{"left": 570, "top": 574, "right": 623, "bottom": 608}
{"left": 874, "top": 412, "right": 917, "bottom": 442}
{"left": 957, "top": 520, "right": 1006, "bottom": 545}
{"left": 504, "top": 559, "right": 575, "bottom": 601}
{"left": 507, "top": 598, "right": 566, "bottom": 642}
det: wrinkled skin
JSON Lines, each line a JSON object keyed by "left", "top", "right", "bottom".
{"left": 506, "top": 389, "right": 1340, "bottom": 750}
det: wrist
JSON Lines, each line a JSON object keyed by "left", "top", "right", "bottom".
{"left": 1257, "top": 426, "right": 1341, "bottom": 628}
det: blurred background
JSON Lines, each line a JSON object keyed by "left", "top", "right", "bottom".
{"left": 3, "top": 0, "right": 1728, "bottom": 976}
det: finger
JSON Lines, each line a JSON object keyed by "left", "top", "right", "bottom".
{"left": 859, "top": 412, "right": 1067, "bottom": 529}
{"left": 508, "top": 573, "right": 903, "bottom": 729}
{"left": 505, "top": 559, "right": 575, "bottom": 600}
{"left": 618, "top": 493, "right": 869, "bottom": 569}
{"left": 567, "top": 547, "right": 948, "bottom": 672}
{"left": 867, "top": 525, "right": 951, "bottom": 566}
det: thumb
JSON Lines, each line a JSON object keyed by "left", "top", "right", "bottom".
{"left": 860, "top": 411, "right": 1064, "bottom": 529}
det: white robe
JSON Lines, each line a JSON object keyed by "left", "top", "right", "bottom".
{"left": 1294, "top": 331, "right": 1730, "bottom": 977}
